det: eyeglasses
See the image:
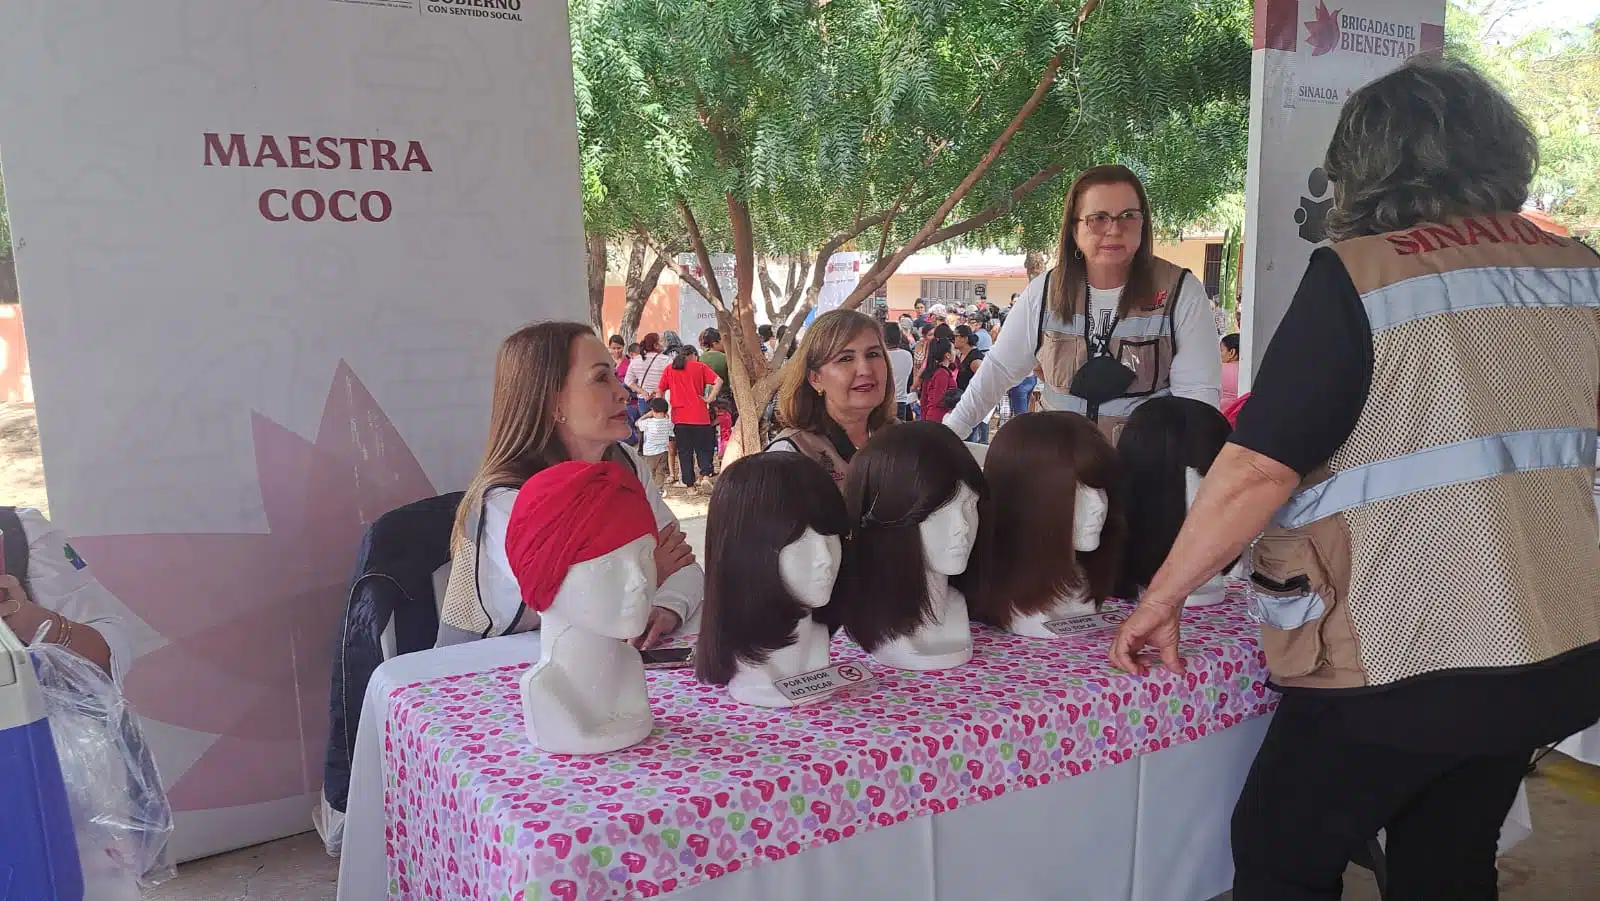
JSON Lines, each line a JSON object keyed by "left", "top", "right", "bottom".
{"left": 1077, "top": 210, "right": 1145, "bottom": 234}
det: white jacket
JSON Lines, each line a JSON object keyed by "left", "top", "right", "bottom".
{"left": 7, "top": 507, "right": 133, "bottom": 683}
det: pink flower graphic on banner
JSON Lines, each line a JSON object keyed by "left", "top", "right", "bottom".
{"left": 73, "top": 362, "right": 436, "bottom": 812}
{"left": 1305, "top": 1, "right": 1342, "bottom": 56}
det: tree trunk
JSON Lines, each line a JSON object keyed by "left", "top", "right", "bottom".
{"left": 620, "top": 234, "right": 667, "bottom": 341}
{"left": 723, "top": 193, "right": 770, "bottom": 457}
{"left": 1024, "top": 249, "right": 1048, "bottom": 282}
{"left": 585, "top": 231, "right": 608, "bottom": 334}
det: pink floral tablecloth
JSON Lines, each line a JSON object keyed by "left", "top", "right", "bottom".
{"left": 383, "top": 597, "right": 1277, "bottom": 901}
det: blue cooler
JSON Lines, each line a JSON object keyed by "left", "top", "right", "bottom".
{"left": 0, "top": 618, "right": 84, "bottom": 901}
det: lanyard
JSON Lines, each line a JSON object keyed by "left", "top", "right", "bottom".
{"left": 1082, "top": 276, "right": 1124, "bottom": 357}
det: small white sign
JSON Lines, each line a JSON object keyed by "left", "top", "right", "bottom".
{"left": 1043, "top": 611, "right": 1127, "bottom": 637}
{"left": 774, "top": 662, "right": 876, "bottom": 704}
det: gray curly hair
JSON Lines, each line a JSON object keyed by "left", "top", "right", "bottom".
{"left": 1323, "top": 56, "right": 1539, "bottom": 242}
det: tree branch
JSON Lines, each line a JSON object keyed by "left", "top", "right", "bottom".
{"left": 839, "top": 50, "right": 1066, "bottom": 309}
{"left": 920, "top": 163, "right": 1065, "bottom": 246}
{"left": 648, "top": 237, "right": 712, "bottom": 303}
{"left": 675, "top": 197, "right": 726, "bottom": 311}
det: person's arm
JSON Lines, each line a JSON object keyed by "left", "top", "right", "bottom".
{"left": 944, "top": 274, "right": 1045, "bottom": 435}
{"left": 700, "top": 364, "right": 723, "bottom": 402}
{"left": 624, "top": 445, "right": 703, "bottom": 631}
{"left": 1110, "top": 249, "right": 1373, "bottom": 674}
{"left": 625, "top": 358, "right": 648, "bottom": 396}
{"left": 1167, "top": 274, "right": 1223, "bottom": 408}
{"left": 2, "top": 511, "right": 126, "bottom": 678}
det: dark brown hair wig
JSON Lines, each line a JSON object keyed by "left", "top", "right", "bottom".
{"left": 695, "top": 453, "right": 849, "bottom": 686}
{"left": 827, "top": 421, "right": 987, "bottom": 651}
{"left": 967, "top": 411, "right": 1125, "bottom": 629}
{"left": 1049, "top": 165, "right": 1158, "bottom": 321}
{"left": 1114, "top": 397, "right": 1232, "bottom": 597}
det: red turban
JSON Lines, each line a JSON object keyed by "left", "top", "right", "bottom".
{"left": 505, "top": 460, "right": 659, "bottom": 613}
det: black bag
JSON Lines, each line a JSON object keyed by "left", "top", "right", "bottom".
{"left": 939, "top": 387, "right": 965, "bottom": 409}
{"left": 1068, "top": 355, "right": 1137, "bottom": 405}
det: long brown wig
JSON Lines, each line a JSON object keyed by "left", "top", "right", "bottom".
{"left": 967, "top": 411, "right": 1125, "bottom": 629}
{"left": 826, "top": 421, "right": 987, "bottom": 651}
{"left": 1049, "top": 165, "right": 1159, "bottom": 321}
{"left": 695, "top": 453, "right": 849, "bottom": 686}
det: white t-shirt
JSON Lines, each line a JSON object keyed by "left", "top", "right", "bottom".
{"left": 943, "top": 270, "right": 1221, "bottom": 438}
{"left": 638, "top": 417, "right": 675, "bottom": 456}
{"left": 6, "top": 507, "right": 133, "bottom": 684}
{"left": 626, "top": 353, "right": 671, "bottom": 398}
{"left": 474, "top": 445, "right": 702, "bottom": 633}
{"left": 888, "top": 347, "right": 916, "bottom": 404}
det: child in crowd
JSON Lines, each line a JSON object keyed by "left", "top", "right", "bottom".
{"left": 637, "top": 397, "right": 675, "bottom": 488}
{"left": 712, "top": 400, "right": 733, "bottom": 460}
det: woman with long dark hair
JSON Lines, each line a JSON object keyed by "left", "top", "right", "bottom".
{"left": 657, "top": 344, "right": 723, "bottom": 493}
{"left": 918, "top": 338, "right": 958, "bottom": 423}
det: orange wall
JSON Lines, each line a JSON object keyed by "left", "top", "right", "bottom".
{"left": 601, "top": 284, "right": 680, "bottom": 343}
{"left": 0, "top": 305, "right": 31, "bottom": 403}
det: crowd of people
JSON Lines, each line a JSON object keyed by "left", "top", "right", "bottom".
{"left": 6, "top": 56, "right": 1596, "bottom": 901}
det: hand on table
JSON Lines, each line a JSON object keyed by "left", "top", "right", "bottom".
{"left": 630, "top": 607, "right": 681, "bottom": 650}
{"left": 1108, "top": 598, "right": 1186, "bottom": 677}
{"left": 654, "top": 522, "right": 695, "bottom": 586}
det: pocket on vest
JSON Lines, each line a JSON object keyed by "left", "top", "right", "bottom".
{"left": 1037, "top": 331, "right": 1085, "bottom": 393}
{"left": 1114, "top": 337, "right": 1166, "bottom": 397}
{"left": 1249, "top": 533, "right": 1331, "bottom": 679}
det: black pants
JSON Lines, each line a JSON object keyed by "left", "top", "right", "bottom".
{"left": 674, "top": 423, "right": 716, "bottom": 486}
{"left": 1232, "top": 692, "right": 1528, "bottom": 901}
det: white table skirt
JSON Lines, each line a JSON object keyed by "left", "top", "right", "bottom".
{"left": 1556, "top": 721, "right": 1600, "bottom": 767}
{"left": 336, "top": 637, "right": 1535, "bottom": 901}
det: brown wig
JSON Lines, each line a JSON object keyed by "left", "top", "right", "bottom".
{"left": 967, "top": 411, "right": 1125, "bottom": 629}
{"left": 695, "top": 453, "right": 850, "bottom": 686}
{"left": 1049, "top": 165, "right": 1159, "bottom": 321}
{"left": 827, "top": 421, "right": 987, "bottom": 651}
{"left": 777, "top": 309, "right": 896, "bottom": 436}
{"left": 1114, "top": 397, "right": 1232, "bottom": 597}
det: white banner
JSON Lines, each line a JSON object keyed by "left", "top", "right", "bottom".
{"left": 1240, "top": 0, "right": 1444, "bottom": 384}
{"left": 816, "top": 252, "right": 862, "bottom": 316}
{"left": 678, "top": 253, "right": 734, "bottom": 340}
{"left": 0, "top": 0, "right": 584, "bottom": 859}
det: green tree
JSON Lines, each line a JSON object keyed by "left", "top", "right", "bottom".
{"left": 1449, "top": 3, "right": 1600, "bottom": 228}
{"left": 578, "top": 0, "right": 1251, "bottom": 449}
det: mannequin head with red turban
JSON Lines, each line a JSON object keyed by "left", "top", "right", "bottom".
{"left": 506, "top": 460, "right": 659, "bottom": 638}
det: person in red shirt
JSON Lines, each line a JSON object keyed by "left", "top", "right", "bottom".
{"left": 658, "top": 346, "right": 724, "bottom": 492}
{"left": 918, "top": 338, "right": 958, "bottom": 423}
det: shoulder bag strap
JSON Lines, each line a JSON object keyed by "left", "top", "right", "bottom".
{"left": 1035, "top": 269, "right": 1052, "bottom": 357}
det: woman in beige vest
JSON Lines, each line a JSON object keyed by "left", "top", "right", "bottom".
{"left": 437, "top": 322, "right": 702, "bottom": 648}
{"left": 765, "top": 309, "right": 897, "bottom": 488}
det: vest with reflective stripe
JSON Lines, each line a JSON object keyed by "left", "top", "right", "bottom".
{"left": 1250, "top": 214, "right": 1600, "bottom": 690}
{"left": 1034, "top": 257, "right": 1188, "bottom": 441}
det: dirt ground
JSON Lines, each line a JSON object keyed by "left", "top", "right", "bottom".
{"left": 0, "top": 403, "right": 48, "bottom": 516}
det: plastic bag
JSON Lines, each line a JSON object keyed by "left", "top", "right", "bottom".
{"left": 27, "top": 626, "right": 175, "bottom": 897}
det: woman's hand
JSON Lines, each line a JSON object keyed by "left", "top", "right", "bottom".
{"left": 630, "top": 607, "right": 682, "bottom": 650}
{"left": 654, "top": 522, "right": 695, "bottom": 587}
{"left": 1108, "top": 597, "right": 1186, "bottom": 676}
{"left": 0, "top": 574, "right": 54, "bottom": 643}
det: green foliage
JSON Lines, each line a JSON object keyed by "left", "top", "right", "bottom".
{"left": 1449, "top": 3, "right": 1600, "bottom": 227}
{"left": 573, "top": 0, "right": 1252, "bottom": 260}
{"left": 0, "top": 173, "right": 11, "bottom": 261}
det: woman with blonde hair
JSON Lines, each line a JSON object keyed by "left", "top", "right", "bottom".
{"left": 437, "top": 322, "right": 702, "bottom": 649}
{"left": 764, "top": 309, "right": 896, "bottom": 488}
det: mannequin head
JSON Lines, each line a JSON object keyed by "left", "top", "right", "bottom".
{"left": 829, "top": 421, "right": 988, "bottom": 651}
{"left": 696, "top": 453, "right": 849, "bottom": 686}
{"left": 966, "top": 411, "right": 1124, "bottom": 628}
{"left": 547, "top": 534, "right": 657, "bottom": 639}
{"left": 1114, "top": 396, "right": 1232, "bottom": 596}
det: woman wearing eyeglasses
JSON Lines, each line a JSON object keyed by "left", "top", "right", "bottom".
{"left": 942, "top": 165, "right": 1220, "bottom": 442}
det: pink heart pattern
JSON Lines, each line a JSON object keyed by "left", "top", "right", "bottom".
{"left": 383, "top": 591, "right": 1276, "bottom": 899}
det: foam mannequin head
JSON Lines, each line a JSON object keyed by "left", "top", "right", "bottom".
{"left": 545, "top": 534, "right": 657, "bottom": 640}
{"left": 829, "top": 421, "right": 987, "bottom": 652}
{"left": 695, "top": 453, "right": 849, "bottom": 687}
{"left": 779, "top": 528, "right": 844, "bottom": 609}
{"left": 1114, "top": 397, "right": 1232, "bottom": 597}
{"left": 919, "top": 484, "right": 980, "bottom": 577}
{"left": 965, "top": 411, "right": 1124, "bottom": 630}
{"left": 1074, "top": 485, "right": 1110, "bottom": 553}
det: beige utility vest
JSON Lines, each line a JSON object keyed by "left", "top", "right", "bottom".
{"left": 1250, "top": 215, "right": 1600, "bottom": 690}
{"left": 1034, "top": 258, "right": 1190, "bottom": 441}
{"left": 766, "top": 428, "right": 850, "bottom": 490}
